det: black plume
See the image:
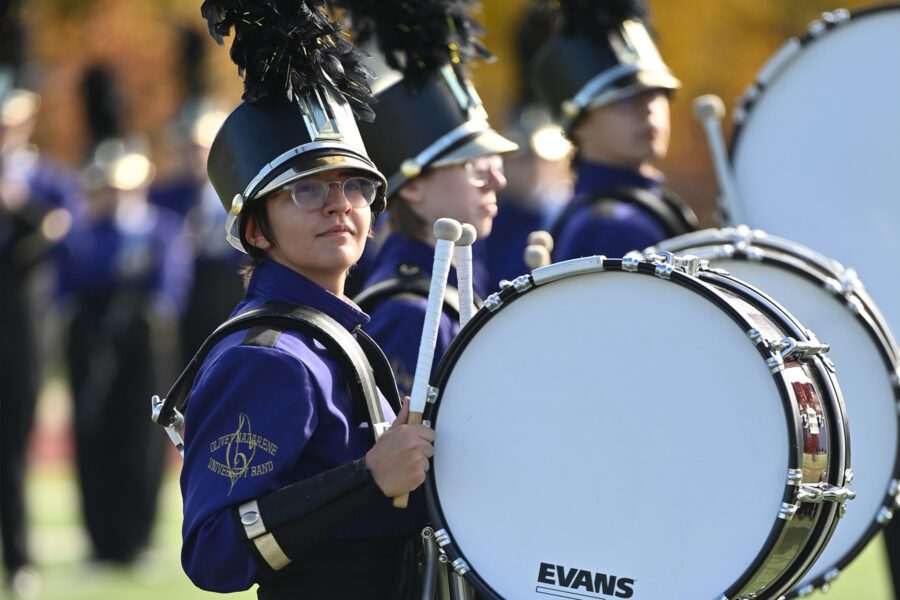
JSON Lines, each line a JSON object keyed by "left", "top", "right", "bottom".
{"left": 176, "top": 25, "right": 209, "bottom": 100}
{"left": 551, "top": 0, "right": 649, "bottom": 35}
{"left": 81, "top": 64, "right": 124, "bottom": 159}
{"left": 1, "top": 0, "right": 27, "bottom": 73}
{"left": 199, "top": 0, "right": 376, "bottom": 122}
{"left": 334, "top": 0, "right": 490, "bottom": 87}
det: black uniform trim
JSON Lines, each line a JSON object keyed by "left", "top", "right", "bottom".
{"left": 549, "top": 185, "right": 698, "bottom": 245}
{"left": 235, "top": 458, "right": 387, "bottom": 571}
{"left": 354, "top": 263, "right": 462, "bottom": 320}
{"left": 156, "top": 303, "right": 400, "bottom": 440}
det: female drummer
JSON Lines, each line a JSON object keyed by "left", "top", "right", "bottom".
{"left": 174, "top": 2, "right": 432, "bottom": 597}
{"left": 348, "top": 0, "right": 518, "bottom": 395}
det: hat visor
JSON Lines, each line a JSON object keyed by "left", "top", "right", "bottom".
{"left": 430, "top": 128, "right": 520, "bottom": 169}
{"left": 587, "top": 70, "right": 682, "bottom": 111}
{"left": 253, "top": 153, "right": 386, "bottom": 200}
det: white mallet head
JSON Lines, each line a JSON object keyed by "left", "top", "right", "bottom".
{"left": 457, "top": 223, "right": 477, "bottom": 246}
{"left": 434, "top": 217, "right": 463, "bottom": 242}
{"left": 692, "top": 94, "right": 725, "bottom": 121}
{"left": 527, "top": 230, "right": 554, "bottom": 253}
{"left": 524, "top": 245, "right": 551, "bottom": 270}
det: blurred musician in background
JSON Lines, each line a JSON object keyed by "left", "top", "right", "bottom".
{"left": 0, "top": 5, "right": 82, "bottom": 595}
{"left": 483, "top": 4, "right": 573, "bottom": 285}
{"left": 53, "top": 64, "right": 190, "bottom": 567}
{"left": 349, "top": 0, "right": 518, "bottom": 397}
{"left": 530, "top": 0, "right": 697, "bottom": 261}
{"left": 147, "top": 26, "right": 244, "bottom": 361}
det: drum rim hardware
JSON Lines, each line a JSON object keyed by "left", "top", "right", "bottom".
{"left": 653, "top": 228, "right": 900, "bottom": 597}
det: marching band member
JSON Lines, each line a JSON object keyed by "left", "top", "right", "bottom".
{"left": 0, "top": 72, "right": 81, "bottom": 599}
{"left": 55, "top": 64, "right": 189, "bottom": 566}
{"left": 348, "top": 0, "right": 519, "bottom": 396}
{"left": 530, "top": 0, "right": 697, "bottom": 261}
{"left": 172, "top": 1, "right": 432, "bottom": 597}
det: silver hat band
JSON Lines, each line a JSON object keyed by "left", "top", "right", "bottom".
{"left": 386, "top": 118, "right": 490, "bottom": 195}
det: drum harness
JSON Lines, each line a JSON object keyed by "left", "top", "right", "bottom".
{"left": 353, "top": 263, "right": 466, "bottom": 320}
{"left": 150, "top": 301, "right": 401, "bottom": 453}
{"left": 549, "top": 185, "right": 699, "bottom": 245}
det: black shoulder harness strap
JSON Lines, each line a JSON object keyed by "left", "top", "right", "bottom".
{"left": 353, "top": 263, "right": 462, "bottom": 320}
{"left": 154, "top": 303, "right": 401, "bottom": 443}
{"left": 550, "top": 185, "right": 699, "bottom": 243}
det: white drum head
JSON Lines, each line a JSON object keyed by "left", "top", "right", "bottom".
{"left": 431, "top": 272, "right": 790, "bottom": 599}
{"left": 731, "top": 7, "right": 900, "bottom": 335}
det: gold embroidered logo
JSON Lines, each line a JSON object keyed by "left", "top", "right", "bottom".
{"left": 208, "top": 413, "right": 279, "bottom": 494}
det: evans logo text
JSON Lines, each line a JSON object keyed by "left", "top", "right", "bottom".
{"left": 536, "top": 562, "right": 636, "bottom": 599}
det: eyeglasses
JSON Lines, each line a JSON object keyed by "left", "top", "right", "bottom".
{"left": 463, "top": 155, "right": 504, "bottom": 188}
{"left": 283, "top": 177, "right": 380, "bottom": 211}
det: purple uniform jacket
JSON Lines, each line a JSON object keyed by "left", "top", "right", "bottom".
{"left": 552, "top": 160, "right": 668, "bottom": 261}
{"left": 54, "top": 202, "right": 193, "bottom": 314}
{"left": 363, "top": 234, "right": 482, "bottom": 398}
{"left": 180, "top": 259, "right": 425, "bottom": 592}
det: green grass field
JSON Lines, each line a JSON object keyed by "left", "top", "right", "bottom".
{"left": 12, "top": 464, "right": 895, "bottom": 600}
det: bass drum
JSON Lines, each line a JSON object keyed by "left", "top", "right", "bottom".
{"left": 423, "top": 255, "right": 852, "bottom": 599}
{"left": 730, "top": 5, "right": 900, "bottom": 336}
{"left": 651, "top": 227, "right": 900, "bottom": 596}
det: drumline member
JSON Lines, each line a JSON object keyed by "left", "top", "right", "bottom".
{"left": 0, "top": 51, "right": 82, "bottom": 597}
{"left": 530, "top": 0, "right": 697, "bottom": 261}
{"left": 169, "top": 2, "right": 433, "bottom": 597}
{"left": 347, "top": 0, "right": 519, "bottom": 396}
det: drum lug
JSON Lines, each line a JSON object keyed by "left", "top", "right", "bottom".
{"left": 431, "top": 529, "right": 470, "bottom": 575}
{"left": 622, "top": 256, "right": 641, "bottom": 272}
{"left": 779, "top": 502, "right": 799, "bottom": 520}
{"left": 890, "top": 479, "right": 900, "bottom": 508}
{"left": 426, "top": 386, "right": 440, "bottom": 404}
{"left": 808, "top": 9, "right": 850, "bottom": 37}
{"left": 434, "top": 528, "right": 451, "bottom": 548}
{"left": 786, "top": 468, "right": 803, "bottom": 486}
{"left": 780, "top": 483, "right": 856, "bottom": 521}
{"left": 451, "top": 558, "right": 470, "bottom": 577}
{"left": 772, "top": 337, "right": 830, "bottom": 362}
{"left": 876, "top": 506, "right": 894, "bottom": 525}
{"left": 422, "top": 387, "right": 440, "bottom": 428}
{"left": 646, "top": 251, "right": 703, "bottom": 277}
{"left": 512, "top": 274, "right": 533, "bottom": 293}
{"left": 795, "top": 482, "right": 856, "bottom": 505}
{"left": 484, "top": 292, "right": 503, "bottom": 312}
{"left": 748, "top": 329, "right": 787, "bottom": 373}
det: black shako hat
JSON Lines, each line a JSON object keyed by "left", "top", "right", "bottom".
{"left": 530, "top": 0, "right": 680, "bottom": 131}
{"left": 201, "top": 0, "right": 387, "bottom": 253}
{"left": 338, "top": 0, "right": 518, "bottom": 199}
{"left": 360, "top": 66, "right": 518, "bottom": 198}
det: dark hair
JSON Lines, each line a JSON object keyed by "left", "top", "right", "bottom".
{"left": 237, "top": 194, "right": 276, "bottom": 288}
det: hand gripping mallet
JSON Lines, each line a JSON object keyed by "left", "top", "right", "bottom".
{"left": 692, "top": 94, "right": 745, "bottom": 226}
{"left": 453, "top": 223, "right": 477, "bottom": 328}
{"left": 393, "top": 217, "right": 463, "bottom": 509}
